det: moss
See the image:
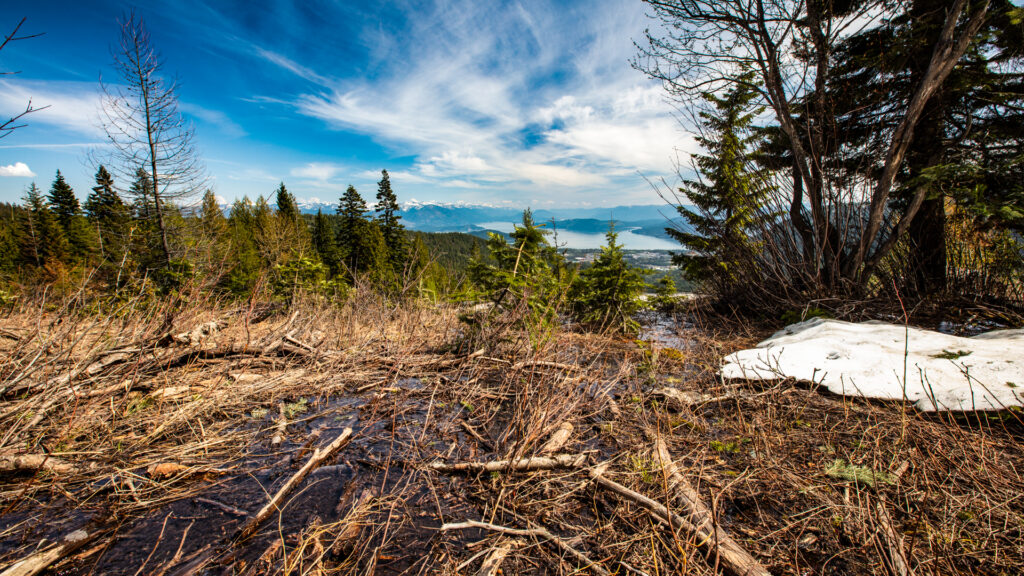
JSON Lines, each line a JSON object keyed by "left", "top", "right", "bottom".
{"left": 825, "top": 459, "right": 893, "bottom": 488}
{"left": 932, "top": 349, "right": 973, "bottom": 360}
{"left": 284, "top": 398, "right": 309, "bottom": 418}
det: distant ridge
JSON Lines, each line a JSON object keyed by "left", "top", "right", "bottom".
{"left": 223, "top": 198, "right": 697, "bottom": 242}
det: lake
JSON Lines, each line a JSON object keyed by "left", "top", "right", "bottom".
{"left": 479, "top": 221, "right": 678, "bottom": 250}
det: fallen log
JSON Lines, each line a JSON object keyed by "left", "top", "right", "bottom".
{"left": 429, "top": 453, "right": 587, "bottom": 474}
{"left": 590, "top": 447, "right": 771, "bottom": 576}
{"left": 0, "top": 454, "right": 85, "bottom": 475}
{"left": 875, "top": 500, "right": 915, "bottom": 576}
{"left": 476, "top": 541, "right": 513, "bottom": 576}
{"left": 441, "top": 519, "right": 611, "bottom": 576}
{"left": 511, "top": 360, "right": 579, "bottom": 372}
{"left": 270, "top": 403, "right": 287, "bottom": 447}
{"left": 539, "top": 422, "right": 574, "bottom": 455}
{"left": 195, "top": 497, "right": 251, "bottom": 518}
{"left": 0, "top": 528, "right": 96, "bottom": 576}
{"left": 235, "top": 427, "right": 353, "bottom": 541}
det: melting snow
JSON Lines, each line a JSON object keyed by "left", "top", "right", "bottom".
{"left": 721, "top": 318, "right": 1024, "bottom": 412}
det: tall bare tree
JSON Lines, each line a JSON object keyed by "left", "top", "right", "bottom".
{"left": 97, "top": 12, "right": 204, "bottom": 267}
{"left": 637, "top": 0, "right": 990, "bottom": 294}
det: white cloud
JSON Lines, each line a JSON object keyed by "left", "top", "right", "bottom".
{"left": 276, "top": 0, "right": 691, "bottom": 203}
{"left": 0, "top": 79, "right": 104, "bottom": 138}
{"left": 180, "top": 102, "right": 246, "bottom": 138}
{"left": 291, "top": 162, "right": 342, "bottom": 182}
{"left": 0, "top": 162, "right": 35, "bottom": 177}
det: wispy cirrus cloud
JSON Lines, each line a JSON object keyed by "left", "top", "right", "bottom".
{"left": 0, "top": 79, "right": 103, "bottom": 138}
{"left": 266, "top": 0, "right": 689, "bottom": 202}
{"left": 180, "top": 102, "right": 247, "bottom": 138}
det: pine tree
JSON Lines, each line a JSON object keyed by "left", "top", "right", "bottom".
{"left": 224, "top": 197, "right": 261, "bottom": 295}
{"left": 311, "top": 209, "right": 341, "bottom": 277}
{"left": 85, "top": 165, "right": 130, "bottom": 261}
{"left": 361, "top": 222, "right": 394, "bottom": 287}
{"left": 20, "top": 183, "right": 68, "bottom": 267}
{"left": 0, "top": 203, "right": 20, "bottom": 275}
{"left": 469, "top": 210, "right": 569, "bottom": 327}
{"left": 374, "top": 169, "right": 407, "bottom": 274}
{"left": 199, "top": 189, "right": 227, "bottom": 239}
{"left": 336, "top": 184, "right": 369, "bottom": 275}
{"left": 48, "top": 170, "right": 94, "bottom": 260}
{"left": 274, "top": 182, "right": 300, "bottom": 224}
{"left": 195, "top": 189, "right": 229, "bottom": 276}
{"left": 272, "top": 182, "right": 308, "bottom": 256}
{"left": 670, "top": 74, "right": 767, "bottom": 295}
{"left": 829, "top": 0, "right": 1024, "bottom": 295}
{"left": 128, "top": 168, "right": 163, "bottom": 270}
{"left": 571, "top": 224, "right": 648, "bottom": 333}
{"left": 48, "top": 170, "right": 79, "bottom": 232}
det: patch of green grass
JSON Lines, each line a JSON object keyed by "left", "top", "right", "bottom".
{"left": 825, "top": 459, "right": 894, "bottom": 488}
{"left": 126, "top": 395, "right": 154, "bottom": 415}
{"left": 711, "top": 439, "right": 743, "bottom": 453}
{"left": 284, "top": 398, "right": 309, "bottom": 418}
{"left": 932, "top": 349, "right": 973, "bottom": 360}
{"left": 459, "top": 400, "right": 475, "bottom": 412}
{"left": 629, "top": 454, "right": 659, "bottom": 484}
{"left": 780, "top": 307, "right": 830, "bottom": 326}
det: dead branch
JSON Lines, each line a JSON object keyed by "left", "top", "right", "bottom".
{"left": 512, "top": 360, "right": 579, "bottom": 372}
{"left": 235, "top": 427, "right": 353, "bottom": 541}
{"left": 0, "top": 454, "right": 86, "bottom": 475}
{"left": 539, "top": 422, "right": 574, "bottom": 455}
{"left": 270, "top": 403, "right": 287, "bottom": 447}
{"left": 441, "top": 519, "right": 611, "bottom": 576}
{"left": 429, "top": 453, "right": 587, "bottom": 474}
{"left": 0, "top": 529, "right": 96, "bottom": 576}
{"left": 590, "top": 452, "right": 772, "bottom": 576}
{"left": 195, "top": 497, "right": 252, "bottom": 519}
{"left": 476, "top": 541, "right": 513, "bottom": 576}
{"left": 875, "top": 500, "right": 915, "bottom": 576}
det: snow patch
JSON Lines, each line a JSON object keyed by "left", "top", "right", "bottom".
{"left": 721, "top": 318, "right": 1024, "bottom": 412}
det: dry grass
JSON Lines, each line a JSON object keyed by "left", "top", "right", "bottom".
{"left": 0, "top": 286, "right": 1020, "bottom": 575}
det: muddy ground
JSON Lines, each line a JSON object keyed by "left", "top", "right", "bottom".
{"left": 0, "top": 292, "right": 1021, "bottom": 575}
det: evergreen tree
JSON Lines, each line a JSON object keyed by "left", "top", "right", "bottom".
{"left": 361, "top": 221, "right": 394, "bottom": 287}
{"left": 128, "top": 168, "right": 163, "bottom": 270}
{"left": 336, "top": 184, "right": 369, "bottom": 274}
{"left": 0, "top": 203, "right": 20, "bottom": 275}
{"left": 469, "top": 210, "right": 570, "bottom": 330}
{"left": 224, "top": 197, "right": 261, "bottom": 295}
{"left": 196, "top": 189, "right": 229, "bottom": 276}
{"left": 571, "top": 224, "right": 648, "bottom": 333}
{"left": 669, "top": 75, "right": 768, "bottom": 295}
{"left": 47, "top": 170, "right": 79, "bottom": 231}
{"left": 272, "top": 182, "right": 308, "bottom": 255}
{"left": 829, "top": 0, "right": 1024, "bottom": 295}
{"left": 374, "top": 169, "right": 407, "bottom": 273}
{"left": 199, "top": 189, "right": 227, "bottom": 239}
{"left": 48, "top": 170, "right": 94, "bottom": 260}
{"left": 311, "top": 209, "right": 341, "bottom": 277}
{"left": 20, "top": 183, "right": 68, "bottom": 267}
{"left": 84, "top": 165, "right": 130, "bottom": 261}
{"left": 274, "top": 182, "right": 300, "bottom": 224}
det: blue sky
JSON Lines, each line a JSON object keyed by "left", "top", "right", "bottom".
{"left": 0, "top": 0, "right": 691, "bottom": 208}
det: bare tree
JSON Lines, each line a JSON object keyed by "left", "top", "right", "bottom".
{"left": 97, "top": 12, "right": 205, "bottom": 267}
{"left": 1, "top": 18, "right": 47, "bottom": 139}
{"left": 637, "top": 0, "right": 990, "bottom": 294}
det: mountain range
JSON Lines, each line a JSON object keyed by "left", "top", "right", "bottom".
{"left": 291, "top": 199, "right": 694, "bottom": 240}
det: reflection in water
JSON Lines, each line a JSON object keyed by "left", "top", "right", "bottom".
{"left": 478, "top": 221, "right": 678, "bottom": 250}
